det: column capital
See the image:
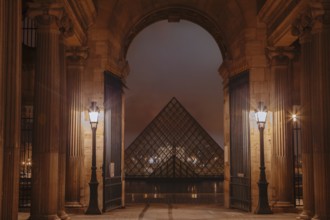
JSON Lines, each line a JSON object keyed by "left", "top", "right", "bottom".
{"left": 266, "top": 46, "right": 297, "bottom": 65}
{"left": 27, "top": 3, "right": 64, "bottom": 29}
{"left": 66, "top": 46, "right": 89, "bottom": 65}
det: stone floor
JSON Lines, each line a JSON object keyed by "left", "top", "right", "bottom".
{"left": 19, "top": 204, "right": 298, "bottom": 220}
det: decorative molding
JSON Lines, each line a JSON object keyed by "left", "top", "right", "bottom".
{"left": 259, "top": 0, "right": 308, "bottom": 46}
{"left": 106, "top": 59, "right": 130, "bottom": 79}
{"left": 259, "top": 0, "right": 301, "bottom": 35}
{"left": 218, "top": 60, "right": 232, "bottom": 89}
{"left": 218, "top": 57, "right": 249, "bottom": 83}
{"left": 309, "top": 2, "right": 330, "bottom": 32}
{"left": 59, "top": 14, "right": 74, "bottom": 38}
{"left": 62, "top": 0, "right": 96, "bottom": 46}
{"left": 229, "top": 58, "right": 249, "bottom": 78}
{"left": 292, "top": 2, "right": 330, "bottom": 41}
{"left": 291, "top": 8, "right": 313, "bottom": 37}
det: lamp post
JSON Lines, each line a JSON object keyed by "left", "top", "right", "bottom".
{"left": 254, "top": 102, "right": 272, "bottom": 214}
{"left": 86, "top": 101, "right": 102, "bottom": 214}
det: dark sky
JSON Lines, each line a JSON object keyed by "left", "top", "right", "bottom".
{"left": 125, "top": 20, "right": 223, "bottom": 148}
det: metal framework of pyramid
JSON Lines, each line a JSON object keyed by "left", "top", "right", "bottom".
{"left": 125, "top": 97, "right": 224, "bottom": 178}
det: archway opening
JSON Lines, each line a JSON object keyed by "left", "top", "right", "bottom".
{"left": 124, "top": 19, "right": 224, "bottom": 205}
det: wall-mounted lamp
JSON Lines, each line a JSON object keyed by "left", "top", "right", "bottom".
{"left": 292, "top": 114, "right": 297, "bottom": 122}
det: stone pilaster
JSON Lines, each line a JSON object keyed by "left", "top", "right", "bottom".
{"left": 309, "top": 3, "right": 330, "bottom": 219}
{"left": 65, "top": 46, "right": 88, "bottom": 212}
{"left": 292, "top": 10, "right": 315, "bottom": 219}
{"left": 218, "top": 60, "right": 231, "bottom": 209}
{"left": 0, "top": 0, "right": 22, "bottom": 219}
{"left": 267, "top": 47, "right": 295, "bottom": 210}
{"left": 27, "top": 3, "right": 64, "bottom": 219}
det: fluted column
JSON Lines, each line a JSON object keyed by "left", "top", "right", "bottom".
{"left": 292, "top": 12, "right": 315, "bottom": 219}
{"left": 58, "top": 41, "right": 70, "bottom": 219}
{"left": 309, "top": 3, "right": 330, "bottom": 219}
{"left": 28, "top": 3, "right": 63, "bottom": 219}
{"left": 0, "top": 0, "right": 22, "bottom": 219}
{"left": 0, "top": 0, "right": 5, "bottom": 216}
{"left": 65, "top": 47, "right": 88, "bottom": 211}
{"left": 267, "top": 47, "right": 295, "bottom": 210}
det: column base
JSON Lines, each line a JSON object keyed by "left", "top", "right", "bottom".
{"left": 296, "top": 210, "right": 313, "bottom": 220}
{"left": 58, "top": 210, "right": 70, "bottom": 220}
{"left": 311, "top": 214, "right": 327, "bottom": 220}
{"left": 311, "top": 215, "right": 320, "bottom": 220}
{"left": 29, "top": 214, "right": 61, "bottom": 220}
{"left": 272, "top": 201, "right": 297, "bottom": 213}
{"left": 65, "top": 202, "right": 85, "bottom": 214}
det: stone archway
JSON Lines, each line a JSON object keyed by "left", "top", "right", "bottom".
{"left": 84, "top": 0, "right": 265, "bottom": 214}
{"left": 121, "top": 6, "right": 230, "bottom": 60}
{"left": 103, "top": 5, "right": 234, "bottom": 212}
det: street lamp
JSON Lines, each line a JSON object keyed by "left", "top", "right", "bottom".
{"left": 254, "top": 102, "right": 272, "bottom": 214}
{"left": 86, "top": 101, "right": 101, "bottom": 214}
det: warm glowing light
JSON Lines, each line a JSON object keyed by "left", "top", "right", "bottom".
{"left": 88, "top": 101, "right": 100, "bottom": 127}
{"left": 255, "top": 102, "right": 267, "bottom": 125}
{"left": 292, "top": 114, "right": 297, "bottom": 122}
{"left": 255, "top": 111, "right": 267, "bottom": 123}
{"left": 89, "top": 112, "right": 99, "bottom": 123}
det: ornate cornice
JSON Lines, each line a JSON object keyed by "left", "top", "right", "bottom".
{"left": 62, "top": 0, "right": 96, "bottom": 46}
{"left": 292, "top": 2, "right": 330, "bottom": 41}
{"left": 292, "top": 8, "right": 313, "bottom": 37}
{"left": 259, "top": 0, "right": 308, "bottom": 46}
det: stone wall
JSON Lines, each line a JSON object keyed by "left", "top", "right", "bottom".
{"left": 81, "top": 26, "right": 111, "bottom": 209}
{"left": 220, "top": 24, "right": 270, "bottom": 211}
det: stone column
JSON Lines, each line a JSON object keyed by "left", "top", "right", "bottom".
{"left": 0, "top": 0, "right": 22, "bottom": 219}
{"left": 65, "top": 47, "right": 88, "bottom": 212}
{"left": 292, "top": 12, "right": 315, "bottom": 219}
{"left": 0, "top": 0, "right": 5, "bottom": 216}
{"left": 309, "top": 3, "right": 330, "bottom": 219}
{"left": 267, "top": 47, "right": 295, "bottom": 210}
{"left": 58, "top": 41, "right": 70, "bottom": 219}
{"left": 27, "top": 3, "right": 63, "bottom": 219}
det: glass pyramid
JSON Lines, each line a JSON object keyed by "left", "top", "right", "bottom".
{"left": 125, "top": 97, "right": 224, "bottom": 178}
